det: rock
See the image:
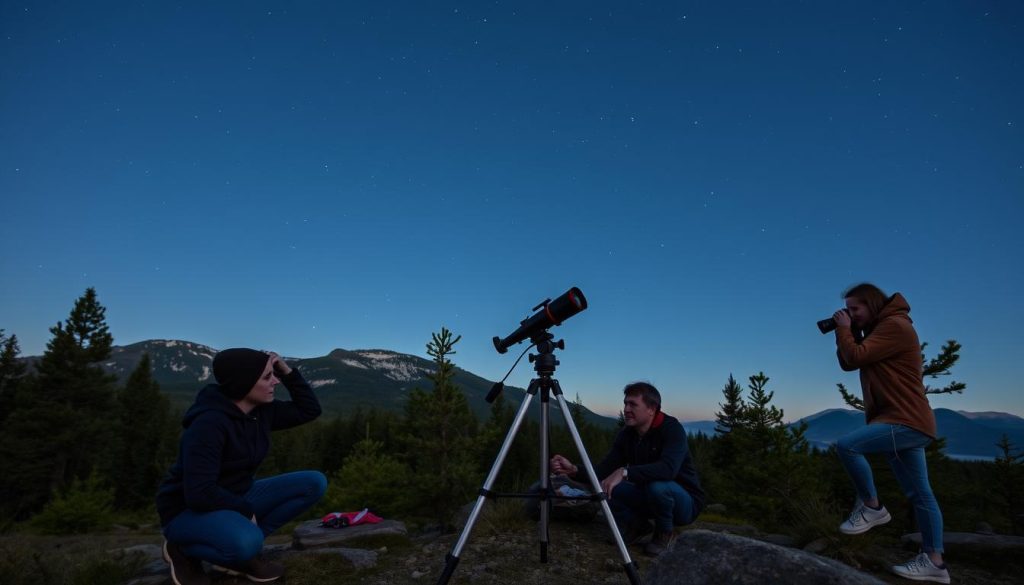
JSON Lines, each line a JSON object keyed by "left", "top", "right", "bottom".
{"left": 262, "top": 543, "right": 291, "bottom": 556}
{"left": 411, "top": 569, "right": 427, "bottom": 579}
{"left": 108, "top": 544, "right": 166, "bottom": 577}
{"left": 646, "top": 529, "right": 886, "bottom": 585}
{"left": 289, "top": 546, "right": 379, "bottom": 568}
{"left": 292, "top": 518, "right": 408, "bottom": 549}
{"left": 704, "top": 503, "right": 728, "bottom": 515}
{"left": 111, "top": 544, "right": 163, "bottom": 561}
{"left": 760, "top": 533, "right": 798, "bottom": 548}
{"left": 138, "top": 559, "right": 170, "bottom": 577}
{"left": 901, "top": 531, "right": 1024, "bottom": 553}
{"left": 975, "top": 522, "right": 994, "bottom": 535}
{"left": 686, "top": 520, "right": 758, "bottom": 536}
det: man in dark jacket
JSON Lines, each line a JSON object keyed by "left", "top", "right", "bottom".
{"left": 156, "top": 348, "right": 326, "bottom": 585}
{"left": 551, "top": 382, "right": 704, "bottom": 557}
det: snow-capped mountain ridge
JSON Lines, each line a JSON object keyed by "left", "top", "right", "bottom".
{"left": 47, "top": 340, "right": 615, "bottom": 428}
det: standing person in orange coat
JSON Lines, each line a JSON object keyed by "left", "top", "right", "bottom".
{"left": 831, "top": 283, "right": 949, "bottom": 584}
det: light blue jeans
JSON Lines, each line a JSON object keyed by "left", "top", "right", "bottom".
{"left": 163, "top": 471, "right": 327, "bottom": 565}
{"left": 609, "top": 480, "right": 696, "bottom": 533}
{"left": 836, "top": 423, "right": 944, "bottom": 552}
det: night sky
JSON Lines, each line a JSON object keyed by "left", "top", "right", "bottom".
{"left": 2, "top": 2, "right": 1021, "bottom": 421}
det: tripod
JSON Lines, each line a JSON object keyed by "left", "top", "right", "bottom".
{"left": 436, "top": 332, "right": 642, "bottom": 585}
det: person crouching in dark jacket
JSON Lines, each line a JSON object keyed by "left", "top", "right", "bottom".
{"left": 156, "top": 348, "right": 326, "bottom": 585}
{"left": 550, "top": 382, "right": 705, "bottom": 557}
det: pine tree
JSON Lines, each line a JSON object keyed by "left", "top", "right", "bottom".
{"left": 715, "top": 371, "right": 819, "bottom": 530}
{"left": 744, "top": 372, "right": 784, "bottom": 441}
{"left": 921, "top": 340, "right": 966, "bottom": 396}
{"left": 0, "top": 288, "right": 118, "bottom": 517}
{"left": 402, "top": 328, "right": 480, "bottom": 528}
{"left": 713, "top": 374, "right": 747, "bottom": 468}
{"left": 993, "top": 434, "right": 1024, "bottom": 532}
{"left": 0, "top": 329, "right": 27, "bottom": 425}
{"left": 112, "top": 353, "right": 172, "bottom": 509}
{"left": 714, "top": 374, "right": 745, "bottom": 436}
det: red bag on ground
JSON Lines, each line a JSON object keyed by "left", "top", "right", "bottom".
{"left": 320, "top": 508, "right": 383, "bottom": 528}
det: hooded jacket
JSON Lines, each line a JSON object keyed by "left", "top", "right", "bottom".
{"left": 156, "top": 368, "right": 321, "bottom": 526}
{"left": 835, "top": 293, "right": 937, "bottom": 439}
{"left": 592, "top": 412, "right": 706, "bottom": 515}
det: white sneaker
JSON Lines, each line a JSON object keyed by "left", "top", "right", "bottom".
{"left": 891, "top": 552, "right": 950, "bottom": 583}
{"left": 839, "top": 501, "right": 891, "bottom": 535}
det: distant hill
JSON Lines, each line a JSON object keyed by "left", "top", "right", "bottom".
{"left": 683, "top": 408, "right": 1024, "bottom": 460}
{"left": 956, "top": 410, "right": 1024, "bottom": 434}
{"left": 680, "top": 420, "right": 719, "bottom": 437}
{"left": 28, "top": 339, "right": 617, "bottom": 429}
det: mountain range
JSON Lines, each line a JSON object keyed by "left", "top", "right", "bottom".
{"left": 682, "top": 408, "right": 1024, "bottom": 461}
{"left": 86, "top": 339, "right": 617, "bottom": 428}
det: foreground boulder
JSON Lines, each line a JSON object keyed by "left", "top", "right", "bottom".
{"left": 646, "top": 529, "right": 885, "bottom": 585}
{"left": 292, "top": 518, "right": 408, "bottom": 549}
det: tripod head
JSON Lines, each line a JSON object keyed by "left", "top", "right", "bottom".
{"left": 528, "top": 331, "right": 563, "bottom": 378}
{"left": 484, "top": 330, "right": 565, "bottom": 403}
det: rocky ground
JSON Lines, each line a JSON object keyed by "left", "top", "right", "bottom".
{"left": 3, "top": 508, "right": 1022, "bottom": 585}
{"left": 365, "top": 520, "right": 1021, "bottom": 585}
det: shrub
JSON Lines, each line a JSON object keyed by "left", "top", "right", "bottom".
{"left": 30, "top": 472, "right": 114, "bottom": 535}
{"left": 320, "top": 439, "right": 411, "bottom": 518}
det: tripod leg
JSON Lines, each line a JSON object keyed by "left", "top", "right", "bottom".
{"left": 436, "top": 382, "right": 539, "bottom": 585}
{"left": 552, "top": 381, "right": 643, "bottom": 585}
{"left": 539, "top": 384, "right": 550, "bottom": 563}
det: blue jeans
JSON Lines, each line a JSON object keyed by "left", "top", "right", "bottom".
{"left": 836, "top": 423, "right": 944, "bottom": 553}
{"left": 163, "top": 471, "right": 327, "bottom": 565}
{"left": 609, "top": 480, "right": 696, "bottom": 533}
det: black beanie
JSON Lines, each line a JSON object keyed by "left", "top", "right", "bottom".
{"left": 213, "top": 348, "right": 270, "bottom": 401}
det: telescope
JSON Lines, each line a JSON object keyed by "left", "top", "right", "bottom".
{"left": 492, "top": 287, "right": 588, "bottom": 353}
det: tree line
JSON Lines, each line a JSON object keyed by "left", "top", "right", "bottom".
{"left": 0, "top": 288, "right": 1021, "bottom": 541}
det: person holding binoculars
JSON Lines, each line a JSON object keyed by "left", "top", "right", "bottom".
{"left": 828, "top": 283, "right": 949, "bottom": 584}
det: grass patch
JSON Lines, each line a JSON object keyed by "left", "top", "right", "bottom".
{"left": 333, "top": 533, "right": 413, "bottom": 551}
{"left": 283, "top": 551, "right": 360, "bottom": 581}
{"left": 0, "top": 536, "right": 149, "bottom": 585}
{"left": 472, "top": 498, "right": 535, "bottom": 537}
{"left": 788, "top": 492, "right": 843, "bottom": 546}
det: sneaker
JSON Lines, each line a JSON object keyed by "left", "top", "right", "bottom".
{"left": 643, "top": 530, "right": 675, "bottom": 557}
{"left": 891, "top": 552, "right": 950, "bottom": 583}
{"left": 839, "top": 501, "right": 891, "bottom": 535}
{"left": 162, "top": 540, "right": 210, "bottom": 585}
{"left": 211, "top": 556, "right": 285, "bottom": 583}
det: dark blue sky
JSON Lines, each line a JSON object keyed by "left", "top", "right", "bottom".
{"left": 2, "top": 2, "right": 1021, "bottom": 420}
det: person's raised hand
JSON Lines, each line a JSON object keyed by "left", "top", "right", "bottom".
{"left": 833, "top": 310, "right": 851, "bottom": 329}
{"left": 268, "top": 352, "right": 292, "bottom": 376}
